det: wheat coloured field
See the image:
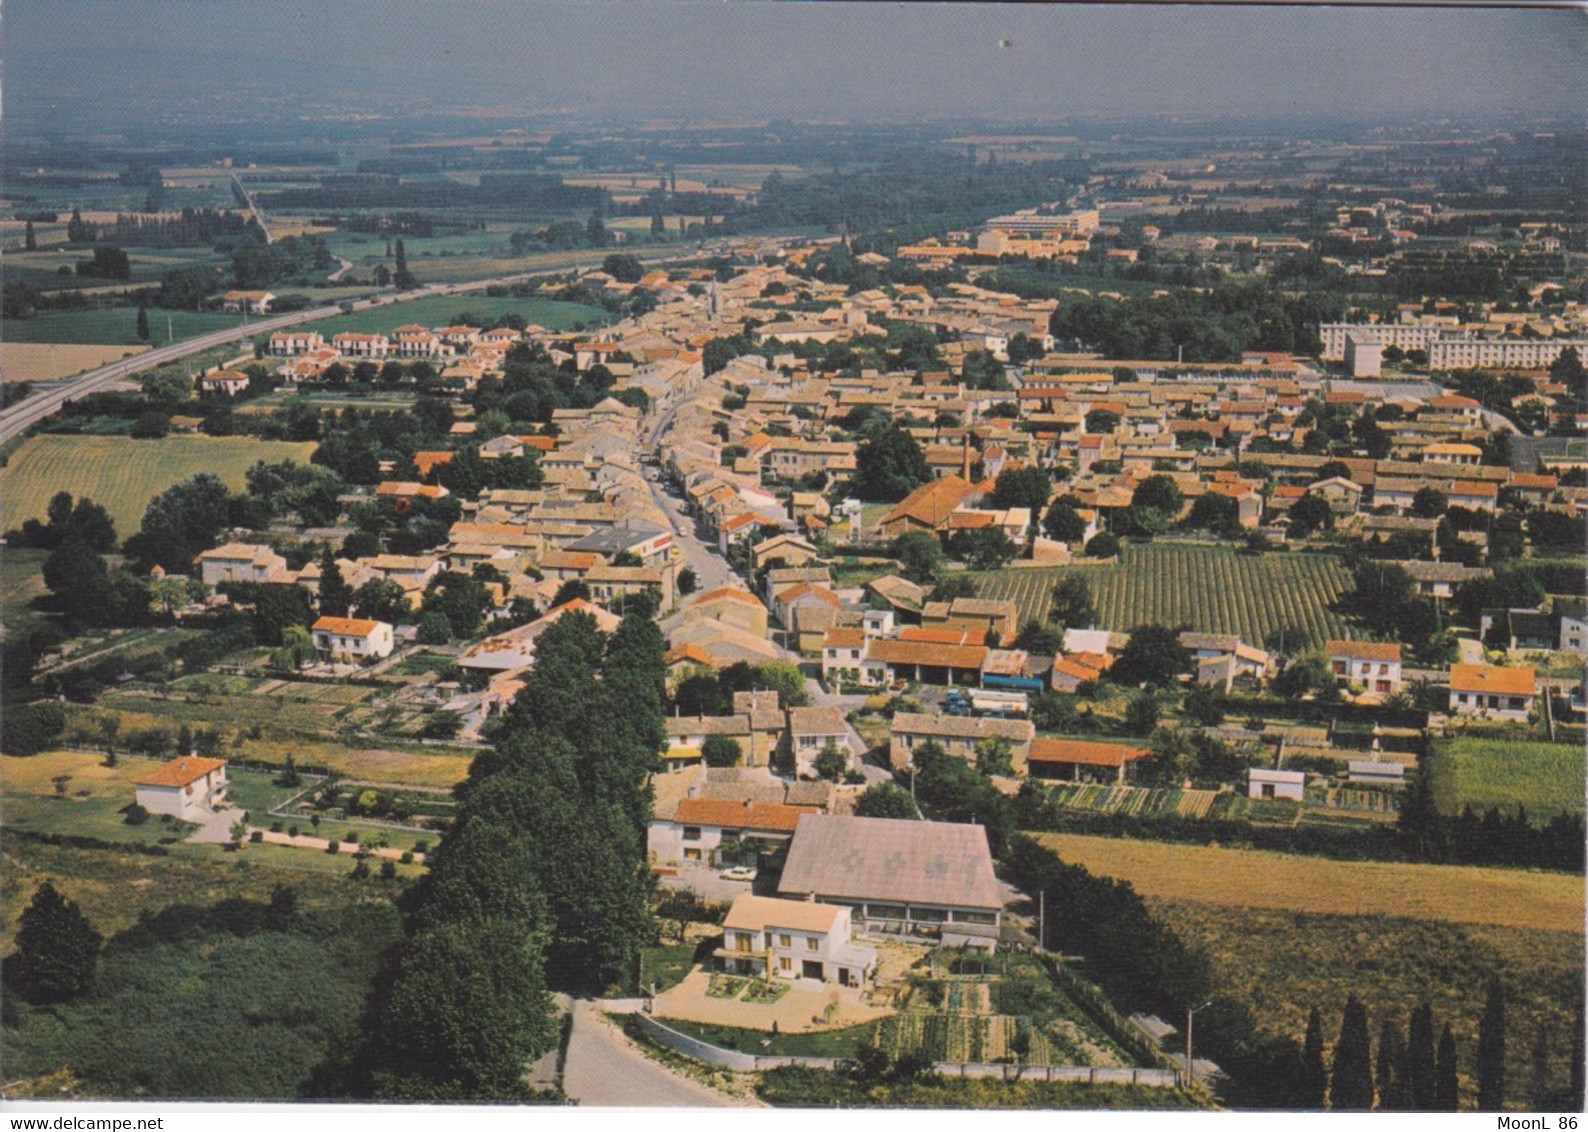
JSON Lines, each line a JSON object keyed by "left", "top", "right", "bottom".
{"left": 974, "top": 543, "right": 1356, "bottom": 644}
{"left": 1, "top": 434, "right": 318, "bottom": 538}
{"left": 1033, "top": 832, "right": 1584, "bottom": 933}
{"left": 0, "top": 343, "right": 152, "bottom": 384}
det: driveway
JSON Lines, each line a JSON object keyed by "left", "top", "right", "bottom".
{"left": 185, "top": 805, "right": 245, "bottom": 844}
{"left": 562, "top": 998, "right": 742, "bottom": 1107}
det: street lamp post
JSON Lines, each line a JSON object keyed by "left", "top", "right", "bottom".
{"left": 1186, "top": 999, "right": 1214, "bottom": 1088}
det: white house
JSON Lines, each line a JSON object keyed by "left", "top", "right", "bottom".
{"left": 134, "top": 755, "right": 229, "bottom": 821}
{"left": 1325, "top": 640, "right": 1402, "bottom": 694}
{"left": 715, "top": 894, "right": 877, "bottom": 989}
{"left": 195, "top": 542, "right": 289, "bottom": 586}
{"left": 1558, "top": 600, "right": 1588, "bottom": 655}
{"left": 1248, "top": 768, "right": 1306, "bottom": 801}
{"left": 310, "top": 616, "right": 394, "bottom": 662}
{"left": 1447, "top": 664, "right": 1536, "bottom": 721}
{"left": 198, "top": 369, "right": 251, "bottom": 397}
{"left": 222, "top": 290, "right": 274, "bottom": 314}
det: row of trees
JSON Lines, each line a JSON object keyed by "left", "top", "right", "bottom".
{"left": 334, "top": 608, "right": 664, "bottom": 1098}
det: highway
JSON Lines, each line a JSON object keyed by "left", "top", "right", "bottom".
{"left": 0, "top": 252, "right": 701, "bottom": 446}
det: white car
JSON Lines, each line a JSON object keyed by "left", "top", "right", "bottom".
{"left": 720, "top": 866, "right": 758, "bottom": 882}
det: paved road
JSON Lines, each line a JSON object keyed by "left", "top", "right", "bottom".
{"left": 0, "top": 251, "right": 708, "bottom": 445}
{"left": 646, "top": 470, "right": 735, "bottom": 594}
{"left": 562, "top": 999, "right": 741, "bottom": 1107}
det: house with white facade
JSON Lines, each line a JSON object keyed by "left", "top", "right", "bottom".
{"left": 647, "top": 798, "right": 816, "bottom": 868}
{"left": 715, "top": 894, "right": 877, "bottom": 988}
{"left": 1448, "top": 664, "right": 1536, "bottom": 721}
{"left": 1325, "top": 640, "right": 1402, "bottom": 694}
{"left": 310, "top": 616, "right": 394, "bottom": 662}
{"left": 1248, "top": 768, "right": 1306, "bottom": 801}
{"left": 134, "top": 755, "right": 229, "bottom": 821}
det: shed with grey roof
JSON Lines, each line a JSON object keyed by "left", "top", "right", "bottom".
{"left": 778, "top": 814, "right": 1003, "bottom": 942}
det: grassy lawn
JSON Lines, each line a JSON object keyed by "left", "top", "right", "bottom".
{"left": 655, "top": 1015, "right": 885, "bottom": 1059}
{"left": 311, "top": 295, "right": 609, "bottom": 336}
{"left": 1032, "top": 831, "right": 1585, "bottom": 933}
{"left": 0, "top": 307, "right": 250, "bottom": 346}
{"left": 1, "top": 434, "right": 318, "bottom": 537}
{"left": 1, "top": 546, "right": 50, "bottom": 621}
{"left": 1428, "top": 736, "right": 1586, "bottom": 821}
{"left": 642, "top": 942, "right": 700, "bottom": 995}
{"left": 1, "top": 752, "right": 197, "bottom": 847}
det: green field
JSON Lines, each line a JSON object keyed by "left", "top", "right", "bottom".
{"left": 1, "top": 433, "right": 318, "bottom": 537}
{"left": 0, "top": 308, "right": 252, "bottom": 346}
{"left": 1429, "top": 737, "right": 1587, "bottom": 821}
{"left": 972, "top": 544, "right": 1355, "bottom": 646}
{"left": 313, "top": 295, "right": 610, "bottom": 336}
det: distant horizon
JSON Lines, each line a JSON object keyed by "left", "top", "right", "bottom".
{"left": 5, "top": 1, "right": 1585, "bottom": 138}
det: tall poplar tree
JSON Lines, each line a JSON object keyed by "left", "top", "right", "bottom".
{"left": 1301, "top": 1006, "right": 1328, "bottom": 1109}
{"left": 1405, "top": 1001, "right": 1437, "bottom": 1110}
{"left": 1436, "top": 1024, "right": 1460, "bottom": 1111}
{"left": 1330, "top": 995, "right": 1375, "bottom": 1111}
{"left": 1478, "top": 978, "right": 1507, "bottom": 1112}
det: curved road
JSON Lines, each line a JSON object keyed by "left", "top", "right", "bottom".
{"left": 562, "top": 1000, "right": 741, "bottom": 1107}
{"left": 0, "top": 252, "right": 701, "bottom": 446}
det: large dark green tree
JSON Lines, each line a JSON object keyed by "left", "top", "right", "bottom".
{"left": 135, "top": 473, "right": 231, "bottom": 571}
{"left": 13, "top": 881, "right": 103, "bottom": 1003}
{"left": 853, "top": 424, "right": 931, "bottom": 502}
{"left": 988, "top": 465, "right": 1050, "bottom": 514}
{"left": 1404, "top": 1001, "right": 1437, "bottom": 1110}
{"left": 1046, "top": 575, "right": 1095, "bottom": 631}
{"left": 1111, "top": 624, "right": 1192, "bottom": 688}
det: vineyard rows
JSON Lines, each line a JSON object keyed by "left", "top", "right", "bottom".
{"left": 973, "top": 543, "right": 1356, "bottom": 646}
{"left": 877, "top": 1007, "right": 1128, "bottom": 1068}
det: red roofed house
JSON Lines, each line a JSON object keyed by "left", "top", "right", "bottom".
{"left": 1326, "top": 640, "right": 1402, "bottom": 694}
{"left": 310, "top": 616, "right": 394, "bottom": 662}
{"left": 135, "top": 755, "right": 229, "bottom": 821}
{"left": 880, "top": 475, "right": 974, "bottom": 539}
{"left": 1027, "top": 737, "right": 1152, "bottom": 784}
{"left": 1448, "top": 663, "right": 1536, "bottom": 721}
{"left": 648, "top": 798, "right": 820, "bottom": 868}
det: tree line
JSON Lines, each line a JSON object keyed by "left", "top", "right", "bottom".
{"left": 319, "top": 607, "right": 663, "bottom": 1098}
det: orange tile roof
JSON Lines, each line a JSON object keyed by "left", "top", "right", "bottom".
{"left": 867, "top": 638, "right": 988, "bottom": 669}
{"left": 881, "top": 474, "right": 974, "bottom": 529}
{"left": 824, "top": 627, "right": 867, "bottom": 648}
{"left": 1449, "top": 664, "right": 1536, "bottom": 697}
{"left": 1326, "top": 640, "right": 1401, "bottom": 662}
{"left": 412, "top": 451, "right": 454, "bottom": 477}
{"left": 1029, "top": 738, "right": 1151, "bottom": 768}
{"left": 673, "top": 798, "right": 817, "bottom": 833}
{"left": 136, "top": 755, "right": 226, "bottom": 788}
{"left": 312, "top": 616, "right": 384, "bottom": 636}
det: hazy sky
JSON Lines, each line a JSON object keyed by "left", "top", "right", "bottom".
{"left": 6, "top": 1, "right": 1586, "bottom": 127}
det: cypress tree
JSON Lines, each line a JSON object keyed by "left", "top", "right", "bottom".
{"left": 1301, "top": 1006, "right": 1328, "bottom": 1108}
{"left": 1405, "top": 1001, "right": 1437, "bottom": 1110}
{"left": 1478, "top": 978, "right": 1507, "bottom": 1112}
{"left": 1377, "top": 1019, "right": 1404, "bottom": 1110}
{"left": 1330, "top": 995, "right": 1375, "bottom": 1111}
{"left": 1572, "top": 999, "right": 1585, "bottom": 1112}
{"left": 1436, "top": 1024, "right": 1460, "bottom": 1111}
{"left": 393, "top": 239, "right": 415, "bottom": 289}
{"left": 25, "top": 219, "right": 36, "bottom": 250}
{"left": 136, "top": 304, "right": 150, "bottom": 342}
{"left": 317, "top": 547, "right": 353, "bottom": 619}
{"left": 1529, "top": 1029, "right": 1551, "bottom": 1112}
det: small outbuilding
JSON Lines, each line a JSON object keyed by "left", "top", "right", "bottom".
{"left": 1247, "top": 768, "right": 1305, "bottom": 801}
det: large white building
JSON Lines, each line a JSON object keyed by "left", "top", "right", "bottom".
{"left": 715, "top": 894, "right": 877, "bottom": 989}
{"left": 1427, "top": 337, "right": 1588, "bottom": 372}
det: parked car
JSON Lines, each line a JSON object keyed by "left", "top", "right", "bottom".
{"left": 720, "top": 866, "right": 758, "bottom": 882}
